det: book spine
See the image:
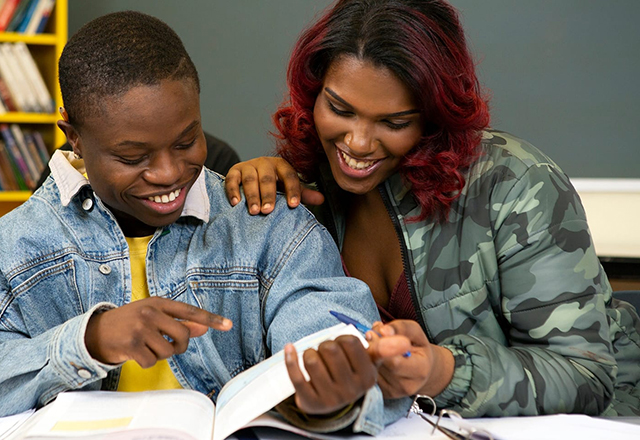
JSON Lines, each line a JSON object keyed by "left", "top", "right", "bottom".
{"left": 1, "top": 123, "right": 34, "bottom": 189}
{"left": 0, "top": 43, "right": 38, "bottom": 112}
{"left": 23, "top": 130, "right": 44, "bottom": 175}
{"left": 24, "top": 0, "right": 50, "bottom": 34}
{"left": 33, "top": 0, "right": 52, "bottom": 33}
{"left": 0, "top": 0, "right": 21, "bottom": 32}
{"left": 15, "top": 0, "right": 38, "bottom": 33}
{"left": 0, "top": 76, "right": 18, "bottom": 112}
{"left": 0, "top": 140, "right": 21, "bottom": 190}
{"left": 13, "top": 42, "right": 53, "bottom": 112}
{"left": 9, "top": 123, "right": 39, "bottom": 182}
{"left": 0, "top": 43, "right": 28, "bottom": 111}
{"left": 30, "top": 129, "right": 50, "bottom": 166}
{"left": 5, "top": 0, "right": 30, "bottom": 32}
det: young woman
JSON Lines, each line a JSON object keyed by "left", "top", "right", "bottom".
{"left": 224, "top": 0, "right": 640, "bottom": 417}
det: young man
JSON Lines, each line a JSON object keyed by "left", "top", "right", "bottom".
{"left": 0, "top": 11, "right": 410, "bottom": 435}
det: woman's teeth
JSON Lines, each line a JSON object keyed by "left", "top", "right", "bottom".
{"left": 149, "top": 188, "right": 181, "bottom": 204}
{"left": 341, "top": 151, "right": 376, "bottom": 169}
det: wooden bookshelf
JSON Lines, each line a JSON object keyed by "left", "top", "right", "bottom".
{"left": 0, "top": 0, "right": 67, "bottom": 216}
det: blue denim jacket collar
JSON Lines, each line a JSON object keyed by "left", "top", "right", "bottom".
{"left": 49, "top": 149, "right": 210, "bottom": 221}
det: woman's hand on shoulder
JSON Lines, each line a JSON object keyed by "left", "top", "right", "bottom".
{"left": 224, "top": 157, "right": 324, "bottom": 215}
{"left": 369, "top": 320, "right": 455, "bottom": 399}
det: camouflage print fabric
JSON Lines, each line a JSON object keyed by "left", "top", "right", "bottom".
{"left": 314, "top": 130, "right": 640, "bottom": 417}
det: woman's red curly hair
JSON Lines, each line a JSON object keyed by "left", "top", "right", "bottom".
{"left": 273, "top": 0, "right": 490, "bottom": 221}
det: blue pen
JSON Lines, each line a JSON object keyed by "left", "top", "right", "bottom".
{"left": 329, "top": 310, "right": 411, "bottom": 357}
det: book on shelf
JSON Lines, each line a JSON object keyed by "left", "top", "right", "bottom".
{"left": 23, "top": 131, "right": 45, "bottom": 173}
{"left": 3, "top": 323, "right": 368, "bottom": 440}
{"left": 5, "top": 0, "right": 30, "bottom": 32}
{"left": 0, "top": 136, "right": 27, "bottom": 190}
{"left": 0, "top": 42, "right": 32, "bottom": 112}
{"left": 0, "top": 123, "right": 36, "bottom": 189}
{"left": 0, "top": 76, "right": 18, "bottom": 112}
{"left": 9, "top": 123, "right": 41, "bottom": 183}
{"left": 30, "top": 129, "right": 50, "bottom": 167}
{"left": 0, "top": 0, "right": 22, "bottom": 32}
{"left": 24, "top": 0, "right": 54, "bottom": 35}
{"left": 0, "top": 140, "right": 18, "bottom": 190}
{"left": 0, "top": 42, "right": 54, "bottom": 113}
{"left": 11, "top": 42, "right": 54, "bottom": 112}
{"left": 13, "top": 0, "right": 36, "bottom": 33}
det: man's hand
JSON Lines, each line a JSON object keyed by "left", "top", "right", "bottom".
{"left": 284, "top": 333, "right": 411, "bottom": 415}
{"left": 85, "top": 297, "right": 232, "bottom": 367}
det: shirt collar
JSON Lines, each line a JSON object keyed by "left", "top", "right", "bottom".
{"left": 49, "top": 149, "right": 210, "bottom": 222}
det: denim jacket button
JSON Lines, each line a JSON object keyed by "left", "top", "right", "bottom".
{"left": 99, "top": 264, "right": 112, "bottom": 275}
{"left": 77, "top": 368, "right": 92, "bottom": 379}
{"left": 82, "top": 198, "right": 94, "bottom": 211}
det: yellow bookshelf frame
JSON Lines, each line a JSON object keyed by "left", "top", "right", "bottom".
{"left": 0, "top": 0, "right": 67, "bottom": 215}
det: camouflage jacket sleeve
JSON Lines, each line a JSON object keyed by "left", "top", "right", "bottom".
{"left": 433, "top": 160, "right": 616, "bottom": 416}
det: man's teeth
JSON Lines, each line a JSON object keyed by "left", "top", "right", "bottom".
{"left": 149, "top": 188, "right": 181, "bottom": 204}
{"left": 341, "top": 151, "right": 375, "bottom": 170}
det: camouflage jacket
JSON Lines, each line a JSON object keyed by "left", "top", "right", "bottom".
{"left": 313, "top": 130, "right": 640, "bottom": 417}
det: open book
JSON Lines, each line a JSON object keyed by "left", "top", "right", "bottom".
{"left": 6, "top": 323, "right": 365, "bottom": 440}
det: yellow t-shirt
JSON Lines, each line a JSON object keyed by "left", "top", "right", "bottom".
{"left": 116, "top": 235, "right": 183, "bottom": 391}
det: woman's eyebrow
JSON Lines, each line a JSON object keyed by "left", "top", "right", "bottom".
{"left": 324, "top": 87, "right": 420, "bottom": 118}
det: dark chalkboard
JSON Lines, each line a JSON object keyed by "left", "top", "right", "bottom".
{"left": 68, "top": 0, "right": 639, "bottom": 178}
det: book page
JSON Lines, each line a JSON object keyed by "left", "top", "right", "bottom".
{"left": 0, "top": 409, "right": 35, "bottom": 440}
{"left": 212, "top": 323, "right": 366, "bottom": 440}
{"left": 24, "top": 390, "right": 214, "bottom": 440}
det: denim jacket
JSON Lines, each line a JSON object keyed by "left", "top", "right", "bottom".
{"left": 0, "top": 151, "right": 410, "bottom": 433}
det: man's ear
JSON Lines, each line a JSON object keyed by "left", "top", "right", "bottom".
{"left": 57, "top": 120, "right": 83, "bottom": 158}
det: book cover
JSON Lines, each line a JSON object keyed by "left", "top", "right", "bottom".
{"left": 11, "top": 43, "right": 54, "bottom": 113}
{"left": 0, "top": 0, "right": 21, "bottom": 32}
{"left": 0, "top": 123, "right": 34, "bottom": 189}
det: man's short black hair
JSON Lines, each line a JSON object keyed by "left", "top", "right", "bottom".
{"left": 59, "top": 10, "right": 200, "bottom": 127}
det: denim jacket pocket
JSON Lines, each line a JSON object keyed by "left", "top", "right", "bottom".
{"left": 12, "top": 258, "right": 85, "bottom": 336}
{"left": 175, "top": 269, "right": 264, "bottom": 394}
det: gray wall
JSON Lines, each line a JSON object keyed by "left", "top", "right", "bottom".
{"left": 68, "top": 0, "right": 640, "bottom": 179}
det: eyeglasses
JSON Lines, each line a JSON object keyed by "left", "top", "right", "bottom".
{"left": 406, "top": 395, "right": 494, "bottom": 440}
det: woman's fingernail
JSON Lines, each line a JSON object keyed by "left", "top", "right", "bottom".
{"left": 290, "top": 197, "right": 298, "bottom": 205}
{"left": 263, "top": 203, "right": 272, "bottom": 211}
{"left": 231, "top": 197, "right": 239, "bottom": 206}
